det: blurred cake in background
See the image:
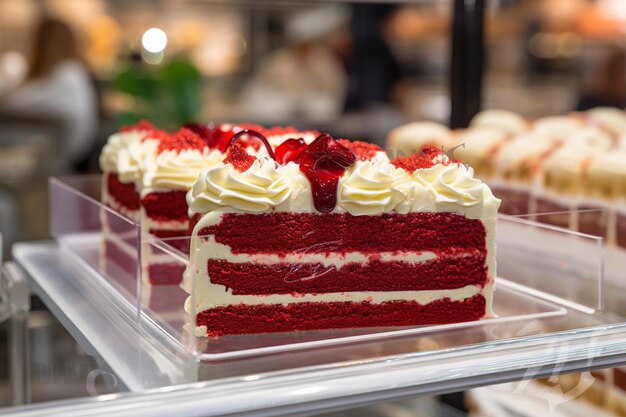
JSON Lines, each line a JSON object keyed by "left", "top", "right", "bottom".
{"left": 469, "top": 109, "right": 529, "bottom": 136}
{"left": 385, "top": 107, "right": 626, "bottom": 248}
{"left": 386, "top": 121, "right": 453, "bottom": 157}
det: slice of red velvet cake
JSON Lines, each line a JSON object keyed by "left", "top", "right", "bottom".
{"left": 99, "top": 121, "right": 169, "bottom": 280}
{"left": 100, "top": 121, "right": 316, "bottom": 286}
{"left": 138, "top": 127, "right": 225, "bottom": 285}
{"left": 139, "top": 123, "right": 306, "bottom": 285}
{"left": 185, "top": 132, "right": 500, "bottom": 337}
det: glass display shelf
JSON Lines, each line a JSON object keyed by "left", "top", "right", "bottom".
{"left": 3, "top": 174, "right": 626, "bottom": 417}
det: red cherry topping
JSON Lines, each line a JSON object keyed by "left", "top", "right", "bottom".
{"left": 183, "top": 122, "right": 213, "bottom": 142}
{"left": 224, "top": 142, "right": 257, "bottom": 172}
{"left": 391, "top": 145, "right": 460, "bottom": 173}
{"left": 157, "top": 128, "right": 206, "bottom": 153}
{"left": 275, "top": 138, "right": 308, "bottom": 164}
{"left": 226, "top": 129, "right": 276, "bottom": 160}
{"left": 186, "top": 123, "right": 271, "bottom": 153}
{"left": 337, "top": 139, "right": 382, "bottom": 160}
{"left": 298, "top": 134, "right": 357, "bottom": 213}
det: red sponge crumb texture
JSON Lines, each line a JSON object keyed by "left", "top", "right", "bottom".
{"left": 196, "top": 295, "right": 486, "bottom": 336}
{"left": 158, "top": 128, "right": 206, "bottom": 153}
{"left": 391, "top": 152, "right": 436, "bottom": 172}
{"left": 224, "top": 142, "right": 257, "bottom": 172}
{"left": 107, "top": 173, "right": 140, "bottom": 210}
{"left": 207, "top": 255, "right": 487, "bottom": 295}
{"left": 141, "top": 191, "right": 188, "bottom": 221}
{"left": 199, "top": 212, "right": 486, "bottom": 255}
{"left": 391, "top": 145, "right": 462, "bottom": 173}
{"left": 120, "top": 120, "right": 169, "bottom": 142}
{"left": 337, "top": 139, "right": 382, "bottom": 160}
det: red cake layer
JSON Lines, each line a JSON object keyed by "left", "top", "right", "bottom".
{"left": 147, "top": 263, "right": 185, "bottom": 285}
{"left": 141, "top": 191, "right": 188, "bottom": 221}
{"left": 199, "top": 212, "right": 486, "bottom": 255}
{"left": 106, "top": 173, "right": 140, "bottom": 211}
{"left": 207, "top": 255, "right": 487, "bottom": 295}
{"left": 104, "top": 239, "right": 137, "bottom": 277}
{"left": 196, "top": 294, "right": 486, "bottom": 336}
{"left": 149, "top": 229, "right": 191, "bottom": 254}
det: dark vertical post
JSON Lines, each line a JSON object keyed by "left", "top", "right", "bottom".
{"left": 449, "top": 0, "right": 485, "bottom": 128}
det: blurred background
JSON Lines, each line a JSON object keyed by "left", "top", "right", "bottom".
{"left": 0, "top": 0, "right": 625, "bottom": 411}
{"left": 0, "top": 0, "right": 625, "bottom": 250}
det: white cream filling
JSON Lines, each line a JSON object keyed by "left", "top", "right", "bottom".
{"left": 186, "top": 284, "right": 484, "bottom": 312}
{"left": 141, "top": 217, "right": 188, "bottom": 231}
{"left": 198, "top": 235, "right": 440, "bottom": 267}
{"left": 191, "top": 282, "right": 494, "bottom": 337}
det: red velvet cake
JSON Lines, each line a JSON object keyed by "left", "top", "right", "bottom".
{"left": 185, "top": 132, "right": 500, "bottom": 337}
{"left": 99, "top": 121, "right": 169, "bottom": 282}
{"left": 100, "top": 121, "right": 319, "bottom": 286}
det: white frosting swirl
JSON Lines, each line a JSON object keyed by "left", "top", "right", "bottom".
{"left": 115, "top": 139, "right": 159, "bottom": 185}
{"left": 413, "top": 163, "right": 486, "bottom": 207}
{"left": 143, "top": 148, "right": 223, "bottom": 190}
{"left": 99, "top": 131, "right": 145, "bottom": 175}
{"left": 188, "top": 158, "right": 292, "bottom": 213}
{"left": 339, "top": 158, "right": 409, "bottom": 215}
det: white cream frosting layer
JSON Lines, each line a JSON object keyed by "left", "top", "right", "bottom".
{"left": 338, "top": 154, "right": 410, "bottom": 215}
{"left": 142, "top": 147, "right": 224, "bottom": 191}
{"left": 99, "top": 130, "right": 145, "bottom": 176}
{"left": 187, "top": 153, "right": 500, "bottom": 218}
{"left": 188, "top": 158, "right": 294, "bottom": 213}
{"left": 413, "top": 163, "right": 488, "bottom": 207}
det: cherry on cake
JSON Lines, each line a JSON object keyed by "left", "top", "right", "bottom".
{"left": 185, "top": 131, "right": 500, "bottom": 337}
{"left": 99, "top": 121, "right": 321, "bottom": 286}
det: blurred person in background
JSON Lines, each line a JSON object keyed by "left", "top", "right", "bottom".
{"left": 243, "top": 5, "right": 348, "bottom": 123}
{"left": 577, "top": 47, "right": 626, "bottom": 111}
{"left": 0, "top": 17, "right": 98, "bottom": 169}
{"left": 343, "top": 4, "right": 405, "bottom": 111}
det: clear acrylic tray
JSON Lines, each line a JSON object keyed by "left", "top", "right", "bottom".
{"left": 43, "top": 175, "right": 626, "bottom": 388}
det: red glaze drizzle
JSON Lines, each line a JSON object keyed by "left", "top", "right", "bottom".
{"left": 275, "top": 138, "right": 307, "bottom": 164}
{"left": 226, "top": 129, "right": 276, "bottom": 160}
{"left": 297, "top": 134, "right": 356, "bottom": 213}
{"left": 185, "top": 123, "right": 271, "bottom": 153}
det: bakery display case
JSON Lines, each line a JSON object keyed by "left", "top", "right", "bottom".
{"left": 2, "top": 0, "right": 626, "bottom": 416}
{"left": 1, "top": 172, "right": 626, "bottom": 416}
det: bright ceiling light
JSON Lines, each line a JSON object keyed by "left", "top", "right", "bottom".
{"left": 142, "top": 28, "right": 168, "bottom": 53}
